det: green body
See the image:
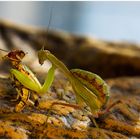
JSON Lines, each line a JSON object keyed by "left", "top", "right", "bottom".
{"left": 38, "top": 49, "right": 110, "bottom": 115}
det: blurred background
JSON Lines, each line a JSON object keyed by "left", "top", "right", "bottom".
{"left": 0, "top": 1, "right": 140, "bottom": 43}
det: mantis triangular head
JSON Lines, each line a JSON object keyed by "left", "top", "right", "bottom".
{"left": 38, "top": 46, "right": 47, "bottom": 65}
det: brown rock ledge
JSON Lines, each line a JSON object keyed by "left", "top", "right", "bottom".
{"left": 0, "top": 74, "right": 140, "bottom": 138}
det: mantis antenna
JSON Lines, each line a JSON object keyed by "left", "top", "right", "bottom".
{"left": 41, "top": 6, "right": 53, "bottom": 50}
{"left": 0, "top": 48, "right": 9, "bottom": 52}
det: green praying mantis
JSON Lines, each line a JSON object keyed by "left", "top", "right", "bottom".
{"left": 1, "top": 47, "right": 112, "bottom": 127}
{"left": 37, "top": 48, "right": 110, "bottom": 118}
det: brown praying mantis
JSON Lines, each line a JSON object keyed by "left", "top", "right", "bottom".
{"left": 0, "top": 49, "right": 43, "bottom": 112}
{"left": 0, "top": 48, "right": 78, "bottom": 113}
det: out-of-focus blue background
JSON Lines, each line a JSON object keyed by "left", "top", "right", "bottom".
{"left": 0, "top": 1, "right": 140, "bottom": 43}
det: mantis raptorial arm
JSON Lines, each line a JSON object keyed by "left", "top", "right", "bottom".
{"left": 10, "top": 65, "right": 56, "bottom": 94}
{"left": 41, "top": 65, "right": 56, "bottom": 94}
{"left": 10, "top": 69, "right": 42, "bottom": 93}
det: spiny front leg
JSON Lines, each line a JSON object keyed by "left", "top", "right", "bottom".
{"left": 41, "top": 65, "right": 56, "bottom": 94}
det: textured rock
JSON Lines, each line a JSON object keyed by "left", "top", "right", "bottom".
{"left": 0, "top": 74, "right": 140, "bottom": 138}
{"left": 0, "top": 120, "right": 28, "bottom": 139}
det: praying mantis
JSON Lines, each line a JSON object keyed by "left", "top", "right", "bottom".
{"left": 37, "top": 48, "right": 111, "bottom": 127}
{"left": 0, "top": 47, "right": 114, "bottom": 127}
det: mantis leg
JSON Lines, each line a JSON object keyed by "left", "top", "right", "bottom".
{"left": 32, "top": 93, "right": 40, "bottom": 107}
{"left": 10, "top": 74, "right": 22, "bottom": 102}
{"left": 15, "top": 100, "right": 26, "bottom": 112}
{"left": 88, "top": 115, "right": 99, "bottom": 128}
{"left": 41, "top": 65, "right": 56, "bottom": 94}
{"left": 88, "top": 100, "right": 122, "bottom": 128}
{"left": 98, "top": 100, "right": 122, "bottom": 119}
{"left": 11, "top": 88, "right": 22, "bottom": 102}
{"left": 15, "top": 88, "right": 30, "bottom": 112}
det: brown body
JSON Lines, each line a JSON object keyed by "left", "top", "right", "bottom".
{"left": 4, "top": 50, "right": 37, "bottom": 112}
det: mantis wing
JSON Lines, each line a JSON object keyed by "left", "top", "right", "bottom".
{"left": 71, "top": 69, "right": 109, "bottom": 106}
{"left": 71, "top": 78, "right": 102, "bottom": 114}
{"left": 11, "top": 69, "right": 41, "bottom": 93}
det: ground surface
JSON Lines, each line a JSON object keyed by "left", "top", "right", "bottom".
{"left": 0, "top": 74, "right": 140, "bottom": 138}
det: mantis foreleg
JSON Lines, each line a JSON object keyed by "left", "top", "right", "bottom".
{"left": 10, "top": 65, "right": 56, "bottom": 94}
{"left": 41, "top": 65, "right": 56, "bottom": 94}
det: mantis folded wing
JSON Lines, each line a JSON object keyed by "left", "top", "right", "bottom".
{"left": 42, "top": 65, "right": 56, "bottom": 94}
{"left": 70, "top": 69, "right": 109, "bottom": 106}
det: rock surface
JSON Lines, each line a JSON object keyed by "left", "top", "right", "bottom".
{"left": 0, "top": 74, "right": 140, "bottom": 138}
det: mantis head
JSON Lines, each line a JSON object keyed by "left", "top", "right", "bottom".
{"left": 38, "top": 49, "right": 51, "bottom": 65}
{"left": 3, "top": 50, "right": 26, "bottom": 62}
